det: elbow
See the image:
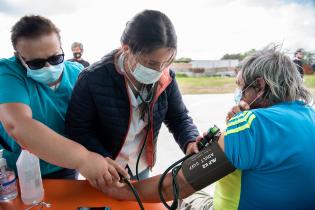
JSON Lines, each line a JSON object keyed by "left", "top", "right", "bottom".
{"left": 2, "top": 120, "right": 28, "bottom": 148}
{"left": 3, "top": 120, "right": 17, "bottom": 138}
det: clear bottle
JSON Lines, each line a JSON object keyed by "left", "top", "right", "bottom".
{"left": 0, "top": 149, "right": 18, "bottom": 201}
{"left": 16, "top": 150, "right": 44, "bottom": 205}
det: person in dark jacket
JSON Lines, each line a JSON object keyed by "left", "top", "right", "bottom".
{"left": 68, "top": 42, "right": 90, "bottom": 68}
{"left": 65, "top": 10, "right": 200, "bottom": 186}
{"left": 293, "top": 48, "right": 304, "bottom": 78}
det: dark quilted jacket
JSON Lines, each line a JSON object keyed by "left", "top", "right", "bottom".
{"left": 65, "top": 50, "right": 199, "bottom": 166}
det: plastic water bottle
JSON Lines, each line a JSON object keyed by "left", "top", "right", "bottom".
{"left": 16, "top": 150, "right": 44, "bottom": 205}
{"left": 0, "top": 149, "right": 18, "bottom": 201}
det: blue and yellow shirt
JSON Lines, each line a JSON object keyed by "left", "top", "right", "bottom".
{"left": 0, "top": 56, "right": 82, "bottom": 175}
{"left": 215, "top": 101, "right": 315, "bottom": 210}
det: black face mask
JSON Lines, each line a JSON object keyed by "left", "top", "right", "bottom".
{"left": 73, "top": 52, "right": 82, "bottom": 59}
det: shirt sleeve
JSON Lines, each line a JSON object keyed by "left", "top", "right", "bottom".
{"left": 0, "top": 64, "right": 30, "bottom": 105}
{"left": 224, "top": 110, "right": 259, "bottom": 170}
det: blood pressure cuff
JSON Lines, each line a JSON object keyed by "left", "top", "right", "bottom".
{"left": 181, "top": 141, "right": 236, "bottom": 191}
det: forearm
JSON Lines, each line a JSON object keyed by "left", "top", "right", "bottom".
{"left": 4, "top": 116, "right": 89, "bottom": 170}
{"left": 114, "top": 172, "right": 194, "bottom": 203}
{"left": 136, "top": 174, "right": 176, "bottom": 202}
{"left": 66, "top": 131, "right": 112, "bottom": 158}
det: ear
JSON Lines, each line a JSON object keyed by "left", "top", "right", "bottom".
{"left": 255, "top": 77, "right": 266, "bottom": 93}
{"left": 121, "top": 44, "right": 130, "bottom": 54}
{"left": 14, "top": 52, "right": 28, "bottom": 69}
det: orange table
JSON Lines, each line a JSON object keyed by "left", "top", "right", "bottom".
{"left": 0, "top": 179, "right": 165, "bottom": 210}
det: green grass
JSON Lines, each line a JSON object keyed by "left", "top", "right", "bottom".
{"left": 176, "top": 75, "right": 315, "bottom": 95}
{"left": 304, "top": 75, "right": 315, "bottom": 90}
{"left": 176, "top": 76, "right": 236, "bottom": 94}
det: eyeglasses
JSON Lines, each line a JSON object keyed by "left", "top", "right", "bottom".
{"left": 132, "top": 52, "right": 175, "bottom": 72}
{"left": 20, "top": 51, "right": 64, "bottom": 70}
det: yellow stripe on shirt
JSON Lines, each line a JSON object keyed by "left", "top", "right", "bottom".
{"left": 227, "top": 111, "right": 253, "bottom": 127}
{"left": 225, "top": 114, "right": 256, "bottom": 136}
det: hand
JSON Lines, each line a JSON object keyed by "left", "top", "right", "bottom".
{"left": 226, "top": 100, "right": 250, "bottom": 123}
{"left": 101, "top": 182, "right": 133, "bottom": 200}
{"left": 100, "top": 181, "right": 132, "bottom": 200}
{"left": 78, "top": 152, "right": 129, "bottom": 191}
{"left": 185, "top": 139, "right": 201, "bottom": 155}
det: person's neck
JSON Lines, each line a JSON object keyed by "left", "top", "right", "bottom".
{"left": 125, "top": 69, "right": 143, "bottom": 92}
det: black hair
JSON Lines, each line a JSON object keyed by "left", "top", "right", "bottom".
{"left": 294, "top": 48, "right": 304, "bottom": 56}
{"left": 120, "top": 10, "right": 177, "bottom": 54}
{"left": 11, "top": 15, "right": 60, "bottom": 49}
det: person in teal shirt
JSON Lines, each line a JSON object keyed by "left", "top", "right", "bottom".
{"left": 0, "top": 56, "right": 82, "bottom": 178}
{"left": 0, "top": 15, "right": 128, "bottom": 182}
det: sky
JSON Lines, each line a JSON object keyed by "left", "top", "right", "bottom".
{"left": 0, "top": 0, "right": 314, "bottom": 63}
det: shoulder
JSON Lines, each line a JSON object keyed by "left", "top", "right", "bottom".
{"left": 64, "top": 60, "right": 84, "bottom": 72}
{"left": 82, "top": 59, "right": 90, "bottom": 66}
{"left": 62, "top": 61, "right": 83, "bottom": 84}
{"left": 0, "top": 57, "right": 26, "bottom": 78}
{"left": 225, "top": 105, "right": 282, "bottom": 137}
{"left": 169, "top": 69, "right": 176, "bottom": 78}
{"left": 225, "top": 110, "right": 259, "bottom": 137}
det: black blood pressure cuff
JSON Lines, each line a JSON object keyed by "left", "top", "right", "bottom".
{"left": 181, "top": 141, "right": 236, "bottom": 191}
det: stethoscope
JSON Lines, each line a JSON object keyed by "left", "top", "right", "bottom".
{"left": 119, "top": 53, "right": 156, "bottom": 180}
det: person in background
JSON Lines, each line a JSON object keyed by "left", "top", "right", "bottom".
{"left": 68, "top": 42, "right": 90, "bottom": 68}
{"left": 102, "top": 46, "right": 315, "bottom": 210}
{"left": 65, "top": 10, "right": 200, "bottom": 186}
{"left": 293, "top": 48, "right": 304, "bottom": 78}
{"left": 0, "top": 15, "right": 127, "bottom": 184}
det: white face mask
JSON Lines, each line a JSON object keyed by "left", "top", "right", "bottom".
{"left": 26, "top": 63, "right": 64, "bottom": 85}
{"left": 131, "top": 63, "right": 163, "bottom": 85}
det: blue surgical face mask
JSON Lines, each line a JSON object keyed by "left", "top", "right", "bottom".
{"left": 234, "top": 80, "right": 257, "bottom": 104}
{"left": 234, "top": 88, "right": 242, "bottom": 104}
{"left": 26, "top": 62, "right": 64, "bottom": 85}
{"left": 131, "top": 63, "right": 163, "bottom": 85}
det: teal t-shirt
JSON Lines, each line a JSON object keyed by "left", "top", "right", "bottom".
{"left": 0, "top": 56, "right": 83, "bottom": 175}
{"left": 215, "top": 101, "right": 315, "bottom": 210}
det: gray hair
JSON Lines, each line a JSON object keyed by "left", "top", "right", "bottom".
{"left": 71, "top": 42, "right": 83, "bottom": 50}
{"left": 240, "top": 45, "right": 312, "bottom": 105}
